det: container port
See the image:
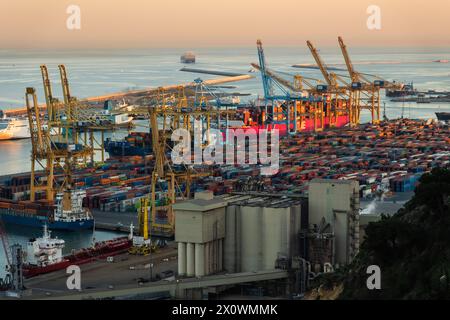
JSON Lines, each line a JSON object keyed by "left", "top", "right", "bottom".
{"left": 0, "top": 31, "right": 449, "bottom": 303}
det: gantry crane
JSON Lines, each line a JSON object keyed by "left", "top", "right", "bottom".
{"left": 337, "top": 37, "right": 381, "bottom": 124}
{"left": 306, "top": 40, "right": 349, "bottom": 92}
{"left": 256, "top": 39, "right": 326, "bottom": 133}
{"left": 251, "top": 62, "right": 328, "bottom": 132}
{"left": 58, "top": 65, "right": 112, "bottom": 164}
{"left": 306, "top": 40, "right": 353, "bottom": 127}
{"left": 41, "top": 65, "right": 60, "bottom": 126}
{"left": 40, "top": 65, "right": 116, "bottom": 166}
{"left": 26, "top": 87, "right": 92, "bottom": 201}
{"left": 81, "top": 77, "right": 243, "bottom": 238}
{"left": 26, "top": 87, "right": 55, "bottom": 201}
{"left": 251, "top": 63, "right": 315, "bottom": 93}
{"left": 148, "top": 84, "right": 219, "bottom": 237}
{"left": 256, "top": 39, "right": 349, "bottom": 132}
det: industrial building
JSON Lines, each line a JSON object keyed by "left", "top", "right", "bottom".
{"left": 174, "top": 180, "right": 360, "bottom": 296}
{"left": 175, "top": 192, "right": 304, "bottom": 277}
{"left": 174, "top": 191, "right": 226, "bottom": 278}
{"left": 307, "top": 179, "right": 360, "bottom": 267}
{"left": 223, "top": 195, "right": 303, "bottom": 273}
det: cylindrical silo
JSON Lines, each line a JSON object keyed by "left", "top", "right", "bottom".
{"left": 224, "top": 205, "right": 237, "bottom": 273}
{"left": 281, "top": 207, "right": 290, "bottom": 258}
{"left": 290, "top": 204, "right": 301, "bottom": 257}
{"left": 186, "top": 242, "right": 195, "bottom": 277}
{"left": 218, "top": 239, "right": 223, "bottom": 271}
{"left": 204, "top": 242, "right": 210, "bottom": 275}
{"left": 262, "top": 206, "right": 284, "bottom": 270}
{"left": 240, "top": 205, "right": 262, "bottom": 272}
{"left": 195, "top": 243, "right": 205, "bottom": 277}
{"left": 178, "top": 242, "right": 187, "bottom": 276}
{"left": 211, "top": 240, "right": 216, "bottom": 274}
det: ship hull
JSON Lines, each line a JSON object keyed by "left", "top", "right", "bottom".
{"left": 23, "top": 238, "right": 132, "bottom": 278}
{"left": 0, "top": 119, "right": 30, "bottom": 140}
{"left": 244, "top": 115, "right": 349, "bottom": 136}
{"left": 104, "top": 115, "right": 350, "bottom": 157}
{"left": 105, "top": 143, "right": 150, "bottom": 157}
{"left": 0, "top": 210, "right": 94, "bottom": 231}
{"left": 104, "top": 132, "right": 152, "bottom": 157}
{"left": 436, "top": 112, "right": 450, "bottom": 121}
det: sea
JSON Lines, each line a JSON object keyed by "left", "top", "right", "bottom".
{"left": 1, "top": 47, "right": 450, "bottom": 177}
{"left": 0, "top": 46, "right": 450, "bottom": 276}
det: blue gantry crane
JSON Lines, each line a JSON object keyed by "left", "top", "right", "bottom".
{"left": 255, "top": 39, "right": 324, "bottom": 134}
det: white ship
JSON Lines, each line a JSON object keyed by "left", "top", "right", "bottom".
{"left": 25, "top": 224, "right": 65, "bottom": 267}
{"left": 54, "top": 189, "right": 93, "bottom": 224}
{"left": 108, "top": 113, "right": 134, "bottom": 126}
{"left": 0, "top": 111, "right": 59, "bottom": 140}
{"left": 95, "top": 100, "right": 134, "bottom": 127}
{"left": 0, "top": 115, "right": 30, "bottom": 140}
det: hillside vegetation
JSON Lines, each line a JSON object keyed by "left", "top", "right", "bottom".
{"left": 318, "top": 168, "right": 450, "bottom": 299}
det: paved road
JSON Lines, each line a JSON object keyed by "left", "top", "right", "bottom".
{"left": 23, "top": 244, "right": 178, "bottom": 299}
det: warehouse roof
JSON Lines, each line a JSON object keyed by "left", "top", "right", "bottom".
{"left": 173, "top": 198, "right": 228, "bottom": 212}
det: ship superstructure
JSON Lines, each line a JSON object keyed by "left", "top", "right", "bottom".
{"left": 25, "top": 225, "right": 65, "bottom": 267}
{"left": 0, "top": 189, "right": 94, "bottom": 230}
{"left": 0, "top": 116, "right": 30, "bottom": 140}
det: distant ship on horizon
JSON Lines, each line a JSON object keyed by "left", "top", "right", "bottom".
{"left": 180, "top": 51, "right": 196, "bottom": 64}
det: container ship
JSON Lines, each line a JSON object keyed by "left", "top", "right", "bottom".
{"left": 436, "top": 112, "right": 450, "bottom": 122}
{"left": 104, "top": 106, "right": 350, "bottom": 156}
{"left": 0, "top": 189, "right": 94, "bottom": 231}
{"left": 23, "top": 225, "right": 132, "bottom": 278}
{"left": 180, "top": 51, "right": 195, "bottom": 64}
{"left": 105, "top": 132, "right": 152, "bottom": 157}
{"left": 386, "top": 82, "right": 417, "bottom": 98}
{"left": 238, "top": 104, "right": 350, "bottom": 135}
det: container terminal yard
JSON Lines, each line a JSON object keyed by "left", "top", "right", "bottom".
{"left": 0, "top": 37, "right": 449, "bottom": 300}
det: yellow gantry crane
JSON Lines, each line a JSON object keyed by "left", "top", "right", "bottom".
{"left": 40, "top": 64, "right": 115, "bottom": 166}
{"left": 58, "top": 64, "right": 110, "bottom": 164}
{"left": 148, "top": 87, "right": 216, "bottom": 237}
{"left": 26, "top": 88, "right": 55, "bottom": 201}
{"left": 108, "top": 81, "right": 241, "bottom": 238}
{"left": 306, "top": 40, "right": 348, "bottom": 92}
{"left": 40, "top": 65, "right": 60, "bottom": 125}
{"left": 306, "top": 40, "right": 351, "bottom": 128}
{"left": 26, "top": 87, "right": 92, "bottom": 201}
{"left": 337, "top": 36, "right": 381, "bottom": 125}
{"left": 28, "top": 64, "right": 116, "bottom": 201}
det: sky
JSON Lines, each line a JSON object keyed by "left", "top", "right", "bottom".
{"left": 1, "top": 0, "right": 450, "bottom": 48}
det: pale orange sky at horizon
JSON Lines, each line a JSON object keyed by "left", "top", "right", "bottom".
{"left": 1, "top": 0, "right": 449, "bottom": 49}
